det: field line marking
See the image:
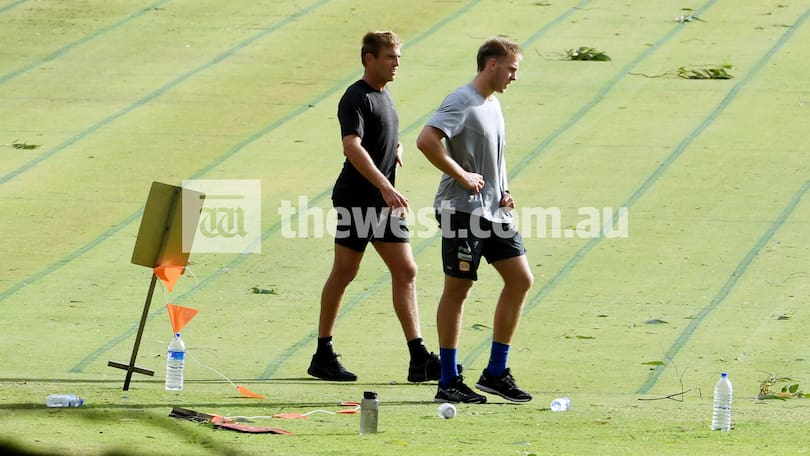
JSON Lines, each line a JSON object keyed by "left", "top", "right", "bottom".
{"left": 0, "top": 0, "right": 330, "bottom": 186}
{"left": 0, "top": 1, "right": 334, "bottom": 304}
{"left": 0, "top": 210, "right": 143, "bottom": 304}
{"left": 635, "top": 7, "right": 810, "bottom": 394}
{"left": 0, "top": 0, "right": 27, "bottom": 15}
{"left": 637, "top": 178, "right": 810, "bottom": 394}
{"left": 0, "top": 0, "right": 171, "bottom": 86}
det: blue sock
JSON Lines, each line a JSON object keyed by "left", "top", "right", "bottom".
{"left": 439, "top": 347, "right": 459, "bottom": 387}
{"left": 486, "top": 341, "right": 510, "bottom": 378}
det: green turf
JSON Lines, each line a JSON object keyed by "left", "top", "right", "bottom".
{"left": 1, "top": 0, "right": 809, "bottom": 454}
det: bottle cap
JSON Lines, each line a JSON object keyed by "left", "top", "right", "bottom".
{"left": 363, "top": 391, "right": 377, "bottom": 399}
{"left": 721, "top": 372, "right": 727, "bottom": 377}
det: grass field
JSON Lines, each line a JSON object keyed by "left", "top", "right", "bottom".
{"left": 1, "top": 0, "right": 809, "bottom": 455}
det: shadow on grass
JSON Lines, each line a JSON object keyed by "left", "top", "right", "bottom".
{"left": 1, "top": 440, "right": 145, "bottom": 456}
{"left": 0, "top": 399, "right": 486, "bottom": 410}
{"left": 0, "top": 409, "right": 237, "bottom": 456}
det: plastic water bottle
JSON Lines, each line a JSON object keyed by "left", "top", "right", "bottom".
{"left": 46, "top": 394, "right": 83, "bottom": 407}
{"left": 711, "top": 372, "right": 733, "bottom": 431}
{"left": 359, "top": 391, "right": 379, "bottom": 435}
{"left": 165, "top": 333, "right": 186, "bottom": 391}
{"left": 550, "top": 397, "right": 571, "bottom": 412}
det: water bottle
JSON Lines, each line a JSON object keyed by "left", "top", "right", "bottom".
{"left": 46, "top": 394, "right": 83, "bottom": 407}
{"left": 165, "top": 333, "right": 186, "bottom": 391}
{"left": 359, "top": 391, "right": 379, "bottom": 435}
{"left": 550, "top": 397, "right": 571, "bottom": 412}
{"left": 711, "top": 372, "right": 733, "bottom": 431}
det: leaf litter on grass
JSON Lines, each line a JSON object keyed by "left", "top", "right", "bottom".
{"left": 2, "top": 140, "right": 41, "bottom": 150}
{"left": 757, "top": 371, "right": 810, "bottom": 400}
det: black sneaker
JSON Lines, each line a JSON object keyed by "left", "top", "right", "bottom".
{"left": 307, "top": 353, "right": 357, "bottom": 381}
{"left": 435, "top": 376, "right": 487, "bottom": 404}
{"left": 475, "top": 368, "right": 533, "bottom": 402}
{"left": 408, "top": 353, "right": 464, "bottom": 382}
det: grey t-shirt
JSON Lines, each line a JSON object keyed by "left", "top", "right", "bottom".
{"left": 426, "top": 83, "right": 511, "bottom": 222}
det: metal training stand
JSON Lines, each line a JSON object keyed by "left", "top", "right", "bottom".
{"left": 108, "top": 181, "right": 203, "bottom": 390}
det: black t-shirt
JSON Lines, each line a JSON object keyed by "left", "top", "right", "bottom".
{"left": 332, "top": 79, "right": 399, "bottom": 207}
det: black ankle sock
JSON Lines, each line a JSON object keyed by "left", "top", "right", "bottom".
{"left": 316, "top": 336, "right": 334, "bottom": 356}
{"left": 407, "top": 338, "right": 430, "bottom": 361}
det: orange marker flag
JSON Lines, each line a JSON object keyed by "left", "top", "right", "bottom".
{"left": 154, "top": 265, "right": 184, "bottom": 293}
{"left": 166, "top": 304, "right": 199, "bottom": 334}
{"left": 272, "top": 412, "right": 307, "bottom": 419}
{"left": 236, "top": 385, "right": 266, "bottom": 399}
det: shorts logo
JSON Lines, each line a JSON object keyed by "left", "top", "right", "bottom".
{"left": 457, "top": 244, "right": 473, "bottom": 262}
{"left": 458, "top": 260, "right": 471, "bottom": 272}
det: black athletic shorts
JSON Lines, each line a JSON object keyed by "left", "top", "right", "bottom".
{"left": 436, "top": 210, "right": 526, "bottom": 281}
{"left": 334, "top": 205, "right": 409, "bottom": 252}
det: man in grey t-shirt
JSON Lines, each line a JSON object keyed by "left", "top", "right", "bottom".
{"left": 417, "top": 37, "right": 534, "bottom": 404}
{"left": 429, "top": 83, "right": 511, "bottom": 223}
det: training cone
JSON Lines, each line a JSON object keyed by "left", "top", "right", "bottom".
{"left": 154, "top": 265, "right": 184, "bottom": 292}
{"left": 166, "top": 304, "right": 199, "bottom": 333}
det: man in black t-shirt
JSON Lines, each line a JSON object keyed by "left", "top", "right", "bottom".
{"left": 307, "top": 31, "right": 443, "bottom": 383}
{"left": 331, "top": 80, "right": 399, "bottom": 209}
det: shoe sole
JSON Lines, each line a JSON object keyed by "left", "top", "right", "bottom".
{"left": 434, "top": 396, "right": 486, "bottom": 404}
{"left": 475, "top": 383, "right": 533, "bottom": 403}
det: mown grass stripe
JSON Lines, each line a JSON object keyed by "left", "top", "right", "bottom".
{"left": 636, "top": 7, "right": 810, "bottom": 394}
{"left": 399, "top": 0, "right": 590, "bottom": 139}
{"left": 637, "top": 178, "right": 810, "bottom": 394}
{"left": 0, "top": 0, "right": 26, "bottom": 15}
{"left": 0, "top": 210, "right": 143, "bottom": 304}
{"left": 0, "top": 0, "right": 171, "bottom": 86}
{"left": 0, "top": 1, "right": 333, "bottom": 307}
{"left": 0, "top": 0, "right": 329, "bottom": 186}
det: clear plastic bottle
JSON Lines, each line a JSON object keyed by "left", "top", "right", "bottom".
{"left": 711, "top": 372, "right": 733, "bottom": 431}
{"left": 550, "top": 397, "right": 571, "bottom": 412}
{"left": 359, "top": 391, "right": 379, "bottom": 435}
{"left": 46, "top": 394, "right": 83, "bottom": 407}
{"left": 165, "top": 333, "right": 186, "bottom": 391}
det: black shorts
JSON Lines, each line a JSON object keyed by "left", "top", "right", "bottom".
{"left": 436, "top": 211, "right": 526, "bottom": 281}
{"left": 334, "top": 205, "right": 409, "bottom": 252}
